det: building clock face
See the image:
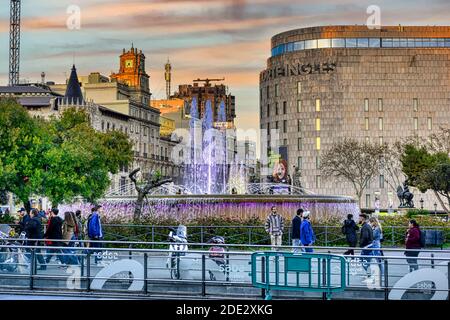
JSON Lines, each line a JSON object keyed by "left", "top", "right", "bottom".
{"left": 125, "top": 59, "right": 134, "bottom": 68}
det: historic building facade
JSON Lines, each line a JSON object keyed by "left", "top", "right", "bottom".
{"left": 260, "top": 25, "right": 450, "bottom": 209}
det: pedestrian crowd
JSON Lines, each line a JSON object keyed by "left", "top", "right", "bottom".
{"left": 15, "top": 205, "right": 105, "bottom": 270}
{"left": 265, "top": 208, "right": 425, "bottom": 279}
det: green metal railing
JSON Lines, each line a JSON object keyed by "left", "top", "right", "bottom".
{"left": 250, "top": 251, "right": 347, "bottom": 300}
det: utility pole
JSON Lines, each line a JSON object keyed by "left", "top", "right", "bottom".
{"left": 9, "top": 0, "right": 21, "bottom": 86}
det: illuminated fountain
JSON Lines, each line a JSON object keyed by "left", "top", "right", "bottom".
{"left": 60, "top": 97, "right": 359, "bottom": 222}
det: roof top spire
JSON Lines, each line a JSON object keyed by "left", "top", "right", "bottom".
{"left": 64, "top": 64, "right": 84, "bottom": 104}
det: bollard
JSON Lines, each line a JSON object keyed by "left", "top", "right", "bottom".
{"left": 29, "top": 249, "right": 35, "bottom": 290}
{"left": 261, "top": 256, "right": 266, "bottom": 299}
{"left": 384, "top": 260, "right": 389, "bottom": 300}
{"left": 201, "top": 254, "right": 206, "bottom": 296}
{"left": 86, "top": 252, "right": 91, "bottom": 291}
{"left": 143, "top": 253, "right": 148, "bottom": 294}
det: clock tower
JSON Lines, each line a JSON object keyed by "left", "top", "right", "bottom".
{"left": 111, "top": 44, "right": 151, "bottom": 105}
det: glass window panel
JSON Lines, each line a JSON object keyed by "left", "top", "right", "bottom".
{"left": 437, "top": 38, "right": 445, "bottom": 47}
{"left": 271, "top": 48, "right": 276, "bottom": 56}
{"left": 346, "top": 38, "right": 357, "bottom": 48}
{"left": 399, "top": 38, "right": 408, "bottom": 47}
{"left": 318, "top": 39, "right": 332, "bottom": 48}
{"left": 392, "top": 38, "right": 400, "bottom": 47}
{"left": 316, "top": 137, "right": 321, "bottom": 150}
{"left": 297, "top": 100, "right": 302, "bottom": 112}
{"left": 415, "top": 38, "right": 423, "bottom": 47}
{"left": 407, "top": 39, "right": 415, "bottom": 47}
{"left": 305, "top": 39, "right": 318, "bottom": 49}
{"left": 382, "top": 38, "right": 392, "bottom": 48}
{"left": 429, "top": 38, "right": 438, "bottom": 46}
{"left": 357, "top": 38, "right": 369, "bottom": 47}
{"left": 445, "top": 39, "right": 450, "bottom": 47}
{"left": 332, "top": 38, "right": 346, "bottom": 48}
{"left": 369, "top": 38, "right": 381, "bottom": 48}
{"left": 422, "top": 38, "right": 431, "bottom": 47}
{"left": 294, "top": 41, "right": 305, "bottom": 51}
{"left": 287, "top": 42, "right": 294, "bottom": 52}
{"left": 315, "top": 98, "right": 321, "bottom": 112}
{"left": 428, "top": 117, "right": 432, "bottom": 130}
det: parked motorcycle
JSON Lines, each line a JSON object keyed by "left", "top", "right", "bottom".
{"left": 166, "top": 225, "right": 188, "bottom": 280}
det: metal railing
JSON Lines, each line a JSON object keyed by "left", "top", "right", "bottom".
{"left": 0, "top": 239, "right": 449, "bottom": 300}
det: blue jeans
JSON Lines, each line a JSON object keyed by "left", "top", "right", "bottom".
{"left": 360, "top": 249, "right": 372, "bottom": 274}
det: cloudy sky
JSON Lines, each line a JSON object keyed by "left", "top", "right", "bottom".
{"left": 1, "top": 0, "right": 449, "bottom": 142}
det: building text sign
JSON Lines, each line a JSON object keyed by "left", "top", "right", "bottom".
{"left": 260, "top": 62, "right": 336, "bottom": 82}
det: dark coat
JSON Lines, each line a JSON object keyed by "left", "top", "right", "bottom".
{"left": 359, "top": 222, "right": 373, "bottom": 248}
{"left": 342, "top": 219, "right": 359, "bottom": 245}
{"left": 44, "top": 216, "right": 63, "bottom": 243}
{"left": 291, "top": 216, "right": 302, "bottom": 239}
{"left": 24, "top": 217, "right": 43, "bottom": 246}
{"left": 406, "top": 227, "right": 421, "bottom": 249}
{"left": 19, "top": 214, "right": 31, "bottom": 233}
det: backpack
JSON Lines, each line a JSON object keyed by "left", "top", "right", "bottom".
{"left": 419, "top": 229, "right": 426, "bottom": 248}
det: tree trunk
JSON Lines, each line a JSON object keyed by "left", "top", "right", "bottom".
{"left": 433, "top": 190, "right": 449, "bottom": 213}
{"left": 134, "top": 193, "right": 144, "bottom": 221}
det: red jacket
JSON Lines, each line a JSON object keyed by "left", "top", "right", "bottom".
{"left": 406, "top": 227, "right": 421, "bottom": 249}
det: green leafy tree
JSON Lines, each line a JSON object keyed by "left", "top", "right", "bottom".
{"left": 401, "top": 144, "right": 450, "bottom": 212}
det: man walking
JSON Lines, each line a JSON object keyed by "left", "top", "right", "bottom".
{"left": 359, "top": 213, "right": 374, "bottom": 280}
{"left": 342, "top": 214, "right": 359, "bottom": 255}
{"left": 265, "top": 206, "right": 284, "bottom": 250}
{"left": 44, "top": 208, "right": 65, "bottom": 266}
{"left": 24, "top": 209, "right": 47, "bottom": 270}
{"left": 291, "top": 208, "right": 303, "bottom": 253}
{"left": 87, "top": 205, "right": 104, "bottom": 264}
{"left": 300, "top": 211, "right": 315, "bottom": 252}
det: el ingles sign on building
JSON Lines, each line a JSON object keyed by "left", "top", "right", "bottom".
{"left": 260, "top": 62, "right": 336, "bottom": 81}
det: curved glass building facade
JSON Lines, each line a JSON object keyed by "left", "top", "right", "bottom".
{"left": 260, "top": 25, "right": 450, "bottom": 210}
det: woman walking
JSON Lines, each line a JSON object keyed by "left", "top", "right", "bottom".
{"left": 405, "top": 219, "right": 422, "bottom": 272}
{"left": 368, "top": 217, "right": 384, "bottom": 280}
{"left": 62, "top": 211, "right": 78, "bottom": 265}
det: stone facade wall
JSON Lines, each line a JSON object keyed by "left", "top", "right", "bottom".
{"left": 260, "top": 27, "right": 450, "bottom": 210}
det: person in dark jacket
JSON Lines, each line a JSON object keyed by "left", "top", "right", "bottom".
{"left": 44, "top": 208, "right": 65, "bottom": 265}
{"left": 87, "top": 205, "right": 104, "bottom": 264}
{"left": 342, "top": 214, "right": 359, "bottom": 255}
{"left": 358, "top": 213, "right": 374, "bottom": 277}
{"left": 24, "top": 209, "right": 46, "bottom": 270}
{"left": 18, "top": 208, "right": 30, "bottom": 234}
{"left": 291, "top": 208, "right": 303, "bottom": 253}
{"left": 404, "top": 219, "right": 421, "bottom": 272}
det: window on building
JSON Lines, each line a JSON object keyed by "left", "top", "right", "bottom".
{"left": 297, "top": 100, "right": 302, "bottom": 112}
{"left": 267, "top": 123, "right": 270, "bottom": 135}
{"left": 413, "top": 98, "right": 418, "bottom": 112}
{"left": 297, "top": 157, "right": 302, "bottom": 169}
{"left": 112, "top": 124, "right": 115, "bottom": 131}
{"left": 315, "top": 175, "right": 321, "bottom": 189}
{"left": 107, "top": 122, "right": 110, "bottom": 131}
{"left": 275, "top": 84, "right": 279, "bottom": 97}
{"left": 283, "top": 101, "right": 287, "bottom": 114}
{"left": 414, "top": 117, "right": 418, "bottom": 131}
{"left": 378, "top": 98, "right": 383, "bottom": 112}
{"left": 315, "top": 98, "right": 321, "bottom": 112}
{"left": 297, "top": 82, "right": 302, "bottom": 94}
{"left": 316, "top": 156, "right": 321, "bottom": 169}
{"left": 267, "top": 86, "right": 270, "bottom": 99}
{"left": 332, "top": 38, "right": 346, "bottom": 48}
{"left": 379, "top": 136, "right": 383, "bottom": 145}
{"left": 305, "top": 39, "right": 318, "bottom": 50}
{"left": 283, "top": 139, "right": 287, "bottom": 146}
{"left": 275, "top": 121, "right": 279, "bottom": 130}
{"left": 379, "top": 174, "right": 385, "bottom": 189}
{"left": 365, "top": 118, "right": 369, "bottom": 131}
{"left": 318, "top": 39, "right": 332, "bottom": 48}
{"left": 297, "top": 119, "right": 302, "bottom": 132}
{"left": 283, "top": 120, "right": 287, "bottom": 133}
{"left": 428, "top": 117, "right": 432, "bottom": 130}
{"left": 379, "top": 118, "right": 383, "bottom": 131}
{"left": 364, "top": 98, "right": 369, "bottom": 112}
{"left": 365, "top": 136, "right": 370, "bottom": 143}
{"left": 267, "top": 104, "right": 270, "bottom": 117}
{"left": 316, "top": 137, "right": 321, "bottom": 150}
{"left": 298, "top": 138, "right": 302, "bottom": 151}
{"left": 101, "top": 121, "right": 105, "bottom": 131}
{"left": 316, "top": 118, "right": 321, "bottom": 131}
{"left": 275, "top": 102, "right": 279, "bottom": 115}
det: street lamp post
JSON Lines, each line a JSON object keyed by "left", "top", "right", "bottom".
{"left": 434, "top": 202, "right": 437, "bottom": 216}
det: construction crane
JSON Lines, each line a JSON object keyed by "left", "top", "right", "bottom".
{"left": 193, "top": 78, "right": 225, "bottom": 87}
{"left": 9, "top": 0, "right": 21, "bottom": 86}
